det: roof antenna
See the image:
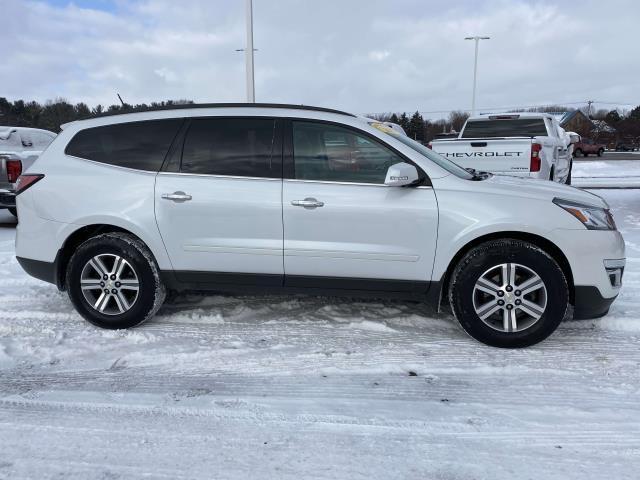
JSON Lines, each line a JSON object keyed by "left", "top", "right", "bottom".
{"left": 117, "top": 93, "right": 125, "bottom": 106}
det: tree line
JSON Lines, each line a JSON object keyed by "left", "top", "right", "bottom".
{"left": 0, "top": 97, "right": 194, "bottom": 134}
{"left": 2, "top": 97, "right": 640, "bottom": 143}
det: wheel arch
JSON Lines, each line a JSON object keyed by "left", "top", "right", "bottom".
{"left": 55, "top": 224, "right": 158, "bottom": 291}
{"left": 436, "top": 231, "right": 575, "bottom": 310}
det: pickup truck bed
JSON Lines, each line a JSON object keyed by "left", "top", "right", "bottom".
{"left": 431, "top": 137, "right": 536, "bottom": 177}
{"left": 429, "top": 114, "right": 573, "bottom": 184}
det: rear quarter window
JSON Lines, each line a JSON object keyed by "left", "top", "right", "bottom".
{"left": 65, "top": 119, "right": 182, "bottom": 171}
{"left": 461, "top": 119, "right": 549, "bottom": 138}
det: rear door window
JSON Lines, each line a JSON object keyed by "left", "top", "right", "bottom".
{"left": 461, "top": 119, "right": 549, "bottom": 138}
{"left": 65, "top": 119, "right": 182, "bottom": 172}
{"left": 180, "top": 118, "right": 279, "bottom": 178}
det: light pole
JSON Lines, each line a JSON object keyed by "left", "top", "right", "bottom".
{"left": 464, "top": 36, "right": 490, "bottom": 115}
{"left": 245, "top": 0, "right": 255, "bottom": 102}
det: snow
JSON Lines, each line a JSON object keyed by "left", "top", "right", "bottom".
{"left": 573, "top": 160, "right": 640, "bottom": 188}
{"left": 1, "top": 178, "right": 640, "bottom": 479}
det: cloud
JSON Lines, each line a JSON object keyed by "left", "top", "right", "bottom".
{"left": 3, "top": 0, "right": 638, "bottom": 117}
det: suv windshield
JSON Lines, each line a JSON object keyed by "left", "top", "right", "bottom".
{"left": 370, "top": 123, "right": 473, "bottom": 179}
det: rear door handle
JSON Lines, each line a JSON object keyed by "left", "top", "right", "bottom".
{"left": 161, "top": 191, "right": 192, "bottom": 202}
{"left": 291, "top": 198, "right": 324, "bottom": 209}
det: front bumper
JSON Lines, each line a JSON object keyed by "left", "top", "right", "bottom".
{"left": 573, "top": 286, "right": 618, "bottom": 319}
{"left": 0, "top": 190, "right": 16, "bottom": 208}
{"left": 548, "top": 228, "right": 625, "bottom": 319}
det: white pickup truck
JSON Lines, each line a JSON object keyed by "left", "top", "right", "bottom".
{"left": 430, "top": 113, "right": 575, "bottom": 184}
{"left": 1, "top": 126, "right": 57, "bottom": 217}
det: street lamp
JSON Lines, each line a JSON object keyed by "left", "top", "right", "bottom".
{"left": 464, "top": 36, "right": 490, "bottom": 115}
{"left": 245, "top": 0, "right": 255, "bottom": 102}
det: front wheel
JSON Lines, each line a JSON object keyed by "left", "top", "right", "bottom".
{"left": 574, "top": 148, "right": 582, "bottom": 157}
{"left": 597, "top": 148, "right": 604, "bottom": 157}
{"left": 448, "top": 239, "right": 569, "bottom": 348}
{"left": 66, "top": 232, "right": 166, "bottom": 329}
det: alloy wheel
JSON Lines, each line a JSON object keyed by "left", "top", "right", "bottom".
{"left": 472, "top": 263, "right": 547, "bottom": 333}
{"left": 80, "top": 254, "right": 140, "bottom": 315}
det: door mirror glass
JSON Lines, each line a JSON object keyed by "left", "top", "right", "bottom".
{"left": 569, "top": 133, "right": 581, "bottom": 144}
{"left": 384, "top": 162, "right": 420, "bottom": 187}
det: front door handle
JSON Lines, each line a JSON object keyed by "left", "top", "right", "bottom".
{"left": 291, "top": 198, "right": 324, "bottom": 209}
{"left": 161, "top": 191, "right": 192, "bottom": 202}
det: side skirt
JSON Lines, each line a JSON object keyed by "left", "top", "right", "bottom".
{"left": 161, "top": 271, "right": 437, "bottom": 304}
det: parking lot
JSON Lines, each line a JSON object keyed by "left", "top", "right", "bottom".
{"left": 0, "top": 161, "right": 639, "bottom": 479}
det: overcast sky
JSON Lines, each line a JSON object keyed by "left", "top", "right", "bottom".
{"left": 3, "top": 0, "right": 638, "bottom": 118}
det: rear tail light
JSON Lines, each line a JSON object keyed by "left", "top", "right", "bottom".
{"left": 15, "top": 174, "right": 44, "bottom": 195}
{"left": 6, "top": 159, "right": 22, "bottom": 183}
{"left": 427, "top": 142, "right": 432, "bottom": 149}
{"left": 530, "top": 143, "right": 542, "bottom": 172}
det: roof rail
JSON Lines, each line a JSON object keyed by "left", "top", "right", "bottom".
{"left": 80, "top": 103, "right": 356, "bottom": 120}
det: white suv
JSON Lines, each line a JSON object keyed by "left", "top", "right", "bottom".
{"left": 14, "top": 104, "right": 625, "bottom": 347}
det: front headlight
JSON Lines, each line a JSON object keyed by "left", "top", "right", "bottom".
{"left": 553, "top": 198, "right": 617, "bottom": 230}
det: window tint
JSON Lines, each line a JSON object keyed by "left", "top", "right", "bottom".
{"left": 181, "top": 118, "right": 278, "bottom": 178}
{"left": 66, "top": 120, "right": 181, "bottom": 171}
{"left": 292, "top": 121, "right": 404, "bottom": 184}
{"left": 461, "top": 119, "right": 548, "bottom": 138}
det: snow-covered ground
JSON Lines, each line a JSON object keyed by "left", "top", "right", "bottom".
{"left": 1, "top": 181, "right": 639, "bottom": 479}
{"left": 573, "top": 160, "right": 640, "bottom": 188}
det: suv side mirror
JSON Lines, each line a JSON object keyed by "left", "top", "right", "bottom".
{"left": 569, "top": 133, "right": 580, "bottom": 144}
{"left": 384, "top": 163, "right": 420, "bottom": 187}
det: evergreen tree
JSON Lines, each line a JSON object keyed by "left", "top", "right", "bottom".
{"left": 398, "top": 113, "right": 410, "bottom": 132}
{"left": 605, "top": 109, "right": 621, "bottom": 124}
{"left": 408, "top": 111, "right": 425, "bottom": 141}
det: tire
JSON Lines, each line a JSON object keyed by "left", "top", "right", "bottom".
{"left": 597, "top": 148, "right": 604, "bottom": 157}
{"left": 8, "top": 207, "right": 17, "bottom": 217}
{"left": 448, "top": 239, "right": 569, "bottom": 348}
{"left": 574, "top": 148, "right": 582, "bottom": 157}
{"left": 66, "top": 232, "right": 166, "bottom": 329}
{"left": 565, "top": 162, "right": 572, "bottom": 185}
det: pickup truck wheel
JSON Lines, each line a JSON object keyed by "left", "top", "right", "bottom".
{"left": 8, "top": 208, "right": 17, "bottom": 217}
{"left": 574, "top": 148, "right": 582, "bottom": 157}
{"left": 66, "top": 232, "right": 166, "bottom": 329}
{"left": 448, "top": 239, "right": 568, "bottom": 348}
{"left": 597, "top": 148, "right": 604, "bottom": 157}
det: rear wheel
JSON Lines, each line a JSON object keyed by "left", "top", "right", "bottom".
{"left": 597, "top": 148, "right": 604, "bottom": 157}
{"left": 66, "top": 232, "right": 166, "bottom": 329}
{"left": 448, "top": 239, "right": 569, "bottom": 348}
{"left": 574, "top": 148, "right": 582, "bottom": 157}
